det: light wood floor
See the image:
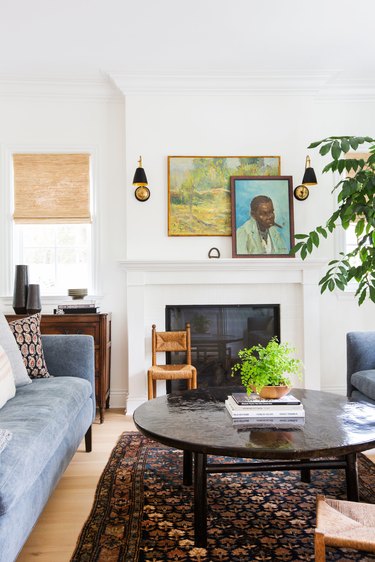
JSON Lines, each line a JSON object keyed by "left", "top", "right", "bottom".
{"left": 17, "top": 409, "right": 136, "bottom": 562}
{"left": 16, "top": 410, "right": 375, "bottom": 562}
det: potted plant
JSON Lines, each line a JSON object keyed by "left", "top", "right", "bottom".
{"left": 291, "top": 135, "right": 375, "bottom": 305}
{"left": 231, "top": 337, "right": 303, "bottom": 398}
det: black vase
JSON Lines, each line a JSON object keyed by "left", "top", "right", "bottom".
{"left": 12, "top": 265, "right": 29, "bottom": 314}
{"left": 26, "top": 284, "right": 42, "bottom": 314}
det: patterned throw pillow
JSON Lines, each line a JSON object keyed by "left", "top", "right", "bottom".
{"left": 8, "top": 314, "right": 51, "bottom": 378}
{"left": 0, "top": 344, "right": 16, "bottom": 409}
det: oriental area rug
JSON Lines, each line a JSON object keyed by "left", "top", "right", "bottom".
{"left": 71, "top": 432, "right": 375, "bottom": 562}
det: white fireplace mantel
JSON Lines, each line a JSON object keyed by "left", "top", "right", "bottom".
{"left": 119, "top": 258, "right": 326, "bottom": 413}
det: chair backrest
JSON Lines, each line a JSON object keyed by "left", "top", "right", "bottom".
{"left": 151, "top": 323, "right": 192, "bottom": 365}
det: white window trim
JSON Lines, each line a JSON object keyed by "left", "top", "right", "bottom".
{"left": 1, "top": 144, "right": 100, "bottom": 299}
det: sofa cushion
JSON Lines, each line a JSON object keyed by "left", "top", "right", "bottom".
{"left": 0, "top": 313, "right": 31, "bottom": 388}
{"left": 0, "top": 429, "right": 12, "bottom": 454}
{"left": 0, "top": 345, "right": 16, "bottom": 409}
{"left": 351, "top": 370, "right": 375, "bottom": 402}
{"left": 0, "top": 376, "right": 92, "bottom": 515}
{"left": 8, "top": 314, "right": 51, "bottom": 379}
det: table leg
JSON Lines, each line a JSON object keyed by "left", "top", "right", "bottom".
{"left": 194, "top": 452, "right": 207, "bottom": 548}
{"left": 183, "top": 450, "right": 193, "bottom": 486}
{"left": 301, "top": 468, "right": 311, "bottom": 483}
{"left": 345, "top": 452, "right": 359, "bottom": 501}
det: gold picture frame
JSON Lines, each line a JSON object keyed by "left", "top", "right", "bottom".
{"left": 168, "top": 156, "right": 281, "bottom": 236}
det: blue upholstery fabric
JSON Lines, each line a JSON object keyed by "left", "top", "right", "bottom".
{"left": 347, "top": 332, "right": 375, "bottom": 404}
{"left": 0, "top": 402, "right": 92, "bottom": 562}
{"left": 0, "top": 334, "right": 95, "bottom": 562}
{"left": 41, "top": 334, "right": 96, "bottom": 420}
{"left": 0, "top": 377, "right": 91, "bottom": 516}
{"left": 351, "top": 370, "right": 375, "bottom": 402}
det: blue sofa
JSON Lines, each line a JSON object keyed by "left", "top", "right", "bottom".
{"left": 347, "top": 331, "right": 375, "bottom": 405}
{"left": 0, "top": 334, "right": 95, "bottom": 562}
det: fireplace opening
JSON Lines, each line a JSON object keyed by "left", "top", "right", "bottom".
{"left": 165, "top": 304, "right": 280, "bottom": 391}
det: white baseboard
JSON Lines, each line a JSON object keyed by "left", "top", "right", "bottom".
{"left": 108, "top": 389, "right": 128, "bottom": 409}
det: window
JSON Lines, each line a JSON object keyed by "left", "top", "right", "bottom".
{"left": 12, "top": 153, "right": 93, "bottom": 295}
{"left": 344, "top": 152, "right": 369, "bottom": 258}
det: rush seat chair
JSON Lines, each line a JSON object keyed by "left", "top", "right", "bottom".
{"left": 315, "top": 494, "right": 375, "bottom": 561}
{"left": 147, "top": 323, "right": 197, "bottom": 400}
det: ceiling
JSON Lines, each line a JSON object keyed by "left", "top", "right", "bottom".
{"left": 0, "top": 0, "right": 374, "bottom": 93}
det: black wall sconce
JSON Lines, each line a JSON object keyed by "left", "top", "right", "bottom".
{"left": 293, "top": 155, "right": 318, "bottom": 201}
{"left": 132, "top": 156, "right": 150, "bottom": 201}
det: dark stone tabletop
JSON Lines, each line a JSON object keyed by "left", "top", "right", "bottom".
{"left": 133, "top": 387, "right": 375, "bottom": 460}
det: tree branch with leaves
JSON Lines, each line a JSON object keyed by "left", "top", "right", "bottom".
{"left": 291, "top": 135, "right": 375, "bottom": 305}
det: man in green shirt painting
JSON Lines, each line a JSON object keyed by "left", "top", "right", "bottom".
{"left": 236, "top": 195, "right": 288, "bottom": 255}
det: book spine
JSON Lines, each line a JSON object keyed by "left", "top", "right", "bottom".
{"left": 225, "top": 400, "right": 305, "bottom": 418}
{"left": 233, "top": 419, "right": 305, "bottom": 427}
{"left": 60, "top": 308, "right": 100, "bottom": 314}
{"left": 231, "top": 393, "right": 301, "bottom": 406}
{"left": 58, "top": 304, "right": 96, "bottom": 309}
{"left": 226, "top": 397, "right": 304, "bottom": 414}
{"left": 232, "top": 398, "right": 301, "bottom": 406}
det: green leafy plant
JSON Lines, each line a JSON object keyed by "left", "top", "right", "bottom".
{"left": 291, "top": 135, "right": 375, "bottom": 305}
{"left": 231, "top": 337, "right": 302, "bottom": 394}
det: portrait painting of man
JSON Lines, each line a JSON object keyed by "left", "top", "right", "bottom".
{"left": 231, "top": 176, "right": 294, "bottom": 258}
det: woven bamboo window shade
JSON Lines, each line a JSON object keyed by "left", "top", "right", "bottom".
{"left": 13, "top": 153, "right": 91, "bottom": 224}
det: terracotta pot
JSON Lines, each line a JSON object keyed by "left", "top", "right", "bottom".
{"left": 258, "top": 385, "right": 290, "bottom": 399}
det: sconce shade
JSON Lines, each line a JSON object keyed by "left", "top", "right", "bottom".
{"left": 132, "top": 156, "right": 150, "bottom": 201}
{"left": 302, "top": 155, "right": 317, "bottom": 186}
{"left": 133, "top": 166, "right": 148, "bottom": 186}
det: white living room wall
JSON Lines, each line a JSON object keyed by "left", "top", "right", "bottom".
{"left": 0, "top": 77, "right": 374, "bottom": 410}
{"left": 121, "top": 88, "right": 375, "bottom": 403}
{"left": 0, "top": 79, "right": 128, "bottom": 408}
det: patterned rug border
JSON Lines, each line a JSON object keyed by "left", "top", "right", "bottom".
{"left": 71, "top": 431, "right": 375, "bottom": 562}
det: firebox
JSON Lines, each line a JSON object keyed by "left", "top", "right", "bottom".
{"left": 165, "top": 304, "right": 280, "bottom": 391}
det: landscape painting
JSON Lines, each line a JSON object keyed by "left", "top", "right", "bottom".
{"left": 168, "top": 156, "right": 281, "bottom": 236}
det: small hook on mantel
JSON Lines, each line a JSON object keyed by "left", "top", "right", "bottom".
{"left": 208, "top": 247, "right": 220, "bottom": 259}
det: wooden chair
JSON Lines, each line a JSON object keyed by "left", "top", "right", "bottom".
{"left": 315, "top": 494, "right": 375, "bottom": 561}
{"left": 147, "top": 323, "right": 197, "bottom": 400}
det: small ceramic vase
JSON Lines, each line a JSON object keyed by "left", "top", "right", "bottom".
{"left": 26, "top": 284, "right": 42, "bottom": 314}
{"left": 12, "top": 265, "right": 29, "bottom": 314}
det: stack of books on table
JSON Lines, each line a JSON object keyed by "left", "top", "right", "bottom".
{"left": 225, "top": 392, "right": 305, "bottom": 428}
{"left": 54, "top": 302, "right": 100, "bottom": 314}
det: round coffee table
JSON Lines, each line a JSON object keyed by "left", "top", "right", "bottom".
{"left": 133, "top": 387, "right": 375, "bottom": 547}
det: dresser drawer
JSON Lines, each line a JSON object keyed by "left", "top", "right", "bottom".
{"left": 40, "top": 321, "right": 98, "bottom": 341}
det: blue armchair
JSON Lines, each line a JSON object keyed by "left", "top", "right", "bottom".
{"left": 347, "top": 331, "right": 375, "bottom": 405}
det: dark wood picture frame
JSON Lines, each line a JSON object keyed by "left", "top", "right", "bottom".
{"left": 231, "top": 176, "right": 294, "bottom": 258}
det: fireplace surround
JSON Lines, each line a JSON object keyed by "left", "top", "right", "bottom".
{"left": 120, "top": 258, "right": 325, "bottom": 413}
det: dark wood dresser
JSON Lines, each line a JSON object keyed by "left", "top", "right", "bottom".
{"left": 6, "top": 312, "right": 112, "bottom": 423}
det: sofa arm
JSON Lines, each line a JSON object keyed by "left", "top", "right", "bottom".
{"left": 41, "top": 334, "right": 96, "bottom": 418}
{"left": 347, "top": 331, "right": 375, "bottom": 396}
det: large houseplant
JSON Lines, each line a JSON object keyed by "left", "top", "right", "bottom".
{"left": 231, "top": 337, "right": 302, "bottom": 398}
{"left": 291, "top": 135, "right": 375, "bottom": 305}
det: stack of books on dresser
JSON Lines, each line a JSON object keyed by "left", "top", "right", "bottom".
{"left": 55, "top": 302, "right": 100, "bottom": 314}
{"left": 225, "top": 392, "right": 305, "bottom": 428}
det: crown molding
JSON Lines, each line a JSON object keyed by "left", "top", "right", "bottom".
{"left": 0, "top": 73, "right": 123, "bottom": 102}
{"left": 109, "top": 70, "right": 336, "bottom": 96}
{"left": 109, "top": 71, "right": 375, "bottom": 101}
{"left": 0, "top": 71, "right": 373, "bottom": 102}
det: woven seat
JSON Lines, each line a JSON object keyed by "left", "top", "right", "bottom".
{"left": 147, "top": 323, "right": 197, "bottom": 400}
{"left": 315, "top": 494, "right": 375, "bottom": 561}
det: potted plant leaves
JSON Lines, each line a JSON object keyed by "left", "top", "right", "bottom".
{"left": 231, "top": 337, "right": 303, "bottom": 398}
